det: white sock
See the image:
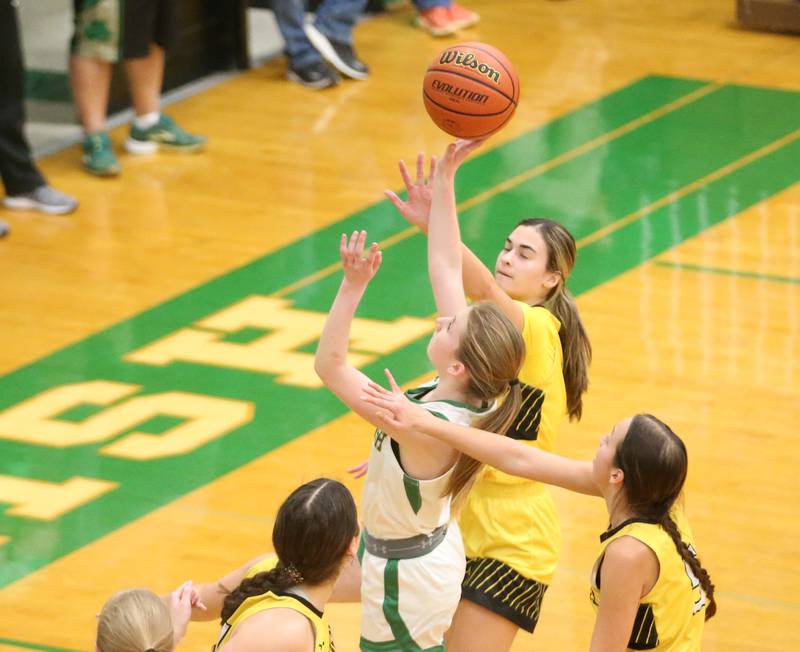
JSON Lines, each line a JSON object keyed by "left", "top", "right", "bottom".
{"left": 134, "top": 111, "right": 160, "bottom": 130}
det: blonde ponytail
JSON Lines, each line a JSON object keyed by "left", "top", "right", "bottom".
{"left": 444, "top": 302, "right": 525, "bottom": 500}
{"left": 96, "top": 589, "right": 174, "bottom": 652}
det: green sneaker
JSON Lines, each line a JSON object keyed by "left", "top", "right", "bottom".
{"left": 82, "top": 132, "right": 121, "bottom": 177}
{"left": 125, "top": 114, "right": 207, "bottom": 154}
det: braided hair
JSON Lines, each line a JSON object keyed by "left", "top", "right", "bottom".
{"left": 614, "top": 414, "right": 717, "bottom": 620}
{"left": 221, "top": 478, "right": 359, "bottom": 623}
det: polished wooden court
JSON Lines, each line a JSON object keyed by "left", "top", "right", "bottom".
{"left": 0, "top": 1, "right": 798, "bottom": 650}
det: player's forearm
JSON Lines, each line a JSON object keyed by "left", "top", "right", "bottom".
{"left": 414, "top": 412, "right": 600, "bottom": 495}
{"left": 462, "top": 245, "right": 498, "bottom": 302}
{"left": 315, "top": 280, "right": 365, "bottom": 378}
{"left": 428, "top": 174, "right": 465, "bottom": 312}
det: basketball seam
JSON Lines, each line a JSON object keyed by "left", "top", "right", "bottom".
{"left": 471, "top": 112, "right": 514, "bottom": 138}
{"left": 425, "top": 68, "right": 518, "bottom": 106}
{"left": 437, "top": 43, "right": 518, "bottom": 101}
{"left": 423, "top": 90, "right": 516, "bottom": 118}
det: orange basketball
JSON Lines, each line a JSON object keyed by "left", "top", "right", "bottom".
{"left": 423, "top": 42, "right": 520, "bottom": 139}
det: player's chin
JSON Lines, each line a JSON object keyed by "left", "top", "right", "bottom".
{"left": 495, "top": 271, "right": 513, "bottom": 290}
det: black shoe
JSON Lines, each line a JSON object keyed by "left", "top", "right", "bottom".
{"left": 304, "top": 24, "right": 370, "bottom": 80}
{"left": 0, "top": 219, "right": 9, "bottom": 238}
{"left": 287, "top": 60, "right": 339, "bottom": 89}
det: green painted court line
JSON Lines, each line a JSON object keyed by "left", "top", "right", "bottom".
{"left": 0, "top": 638, "right": 80, "bottom": 652}
{"left": 0, "top": 76, "right": 798, "bottom": 590}
{"left": 654, "top": 260, "right": 800, "bottom": 284}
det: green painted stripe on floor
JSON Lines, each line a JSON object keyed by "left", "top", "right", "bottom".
{"left": 654, "top": 261, "right": 800, "bottom": 284}
{"left": 0, "top": 76, "right": 798, "bottom": 589}
{"left": 0, "top": 638, "right": 80, "bottom": 652}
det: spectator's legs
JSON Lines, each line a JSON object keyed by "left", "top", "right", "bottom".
{"left": 272, "top": 0, "right": 323, "bottom": 69}
{"left": 123, "top": 44, "right": 206, "bottom": 154}
{"left": 304, "top": 0, "right": 369, "bottom": 80}
{"left": 69, "top": 56, "right": 113, "bottom": 135}
{"left": 0, "top": 1, "right": 46, "bottom": 197}
{"left": 0, "top": 2, "right": 77, "bottom": 216}
{"left": 125, "top": 44, "right": 164, "bottom": 118}
{"left": 313, "top": 0, "right": 369, "bottom": 46}
{"left": 69, "top": 55, "right": 120, "bottom": 176}
{"left": 271, "top": 0, "right": 339, "bottom": 89}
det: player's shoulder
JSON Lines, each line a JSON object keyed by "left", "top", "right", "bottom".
{"left": 228, "top": 607, "right": 315, "bottom": 652}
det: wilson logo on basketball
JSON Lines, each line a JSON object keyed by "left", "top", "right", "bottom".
{"left": 439, "top": 50, "right": 501, "bottom": 84}
{"left": 431, "top": 79, "right": 489, "bottom": 104}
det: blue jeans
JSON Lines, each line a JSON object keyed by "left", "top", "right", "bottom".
{"left": 414, "top": 0, "right": 450, "bottom": 9}
{"left": 272, "top": 0, "right": 368, "bottom": 68}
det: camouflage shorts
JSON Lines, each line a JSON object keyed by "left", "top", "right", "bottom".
{"left": 71, "top": 0, "right": 175, "bottom": 62}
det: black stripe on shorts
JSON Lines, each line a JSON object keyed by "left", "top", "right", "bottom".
{"left": 461, "top": 557, "right": 548, "bottom": 633}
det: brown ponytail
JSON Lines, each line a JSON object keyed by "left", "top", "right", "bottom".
{"left": 444, "top": 302, "right": 525, "bottom": 500}
{"left": 615, "top": 414, "right": 716, "bottom": 620}
{"left": 517, "top": 218, "right": 591, "bottom": 421}
{"left": 221, "top": 478, "right": 358, "bottom": 624}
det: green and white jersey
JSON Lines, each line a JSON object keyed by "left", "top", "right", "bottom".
{"left": 359, "top": 379, "right": 492, "bottom": 651}
{"left": 361, "top": 378, "right": 492, "bottom": 539}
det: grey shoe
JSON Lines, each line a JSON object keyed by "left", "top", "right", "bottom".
{"left": 3, "top": 185, "right": 79, "bottom": 215}
{"left": 0, "top": 219, "right": 9, "bottom": 238}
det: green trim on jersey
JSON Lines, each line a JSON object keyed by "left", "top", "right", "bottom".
{"left": 403, "top": 475, "right": 423, "bottom": 514}
{"left": 358, "top": 531, "right": 366, "bottom": 564}
{"left": 406, "top": 381, "right": 491, "bottom": 414}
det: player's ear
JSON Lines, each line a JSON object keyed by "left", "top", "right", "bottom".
{"left": 447, "top": 361, "right": 467, "bottom": 378}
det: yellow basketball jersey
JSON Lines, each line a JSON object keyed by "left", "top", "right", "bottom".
{"left": 460, "top": 303, "right": 566, "bottom": 583}
{"left": 215, "top": 557, "right": 333, "bottom": 652}
{"left": 590, "top": 510, "right": 707, "bottom": 651}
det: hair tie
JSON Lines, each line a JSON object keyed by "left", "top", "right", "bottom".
{"left": 509, "top": 378, "right": 520, "bottom": 387}
{"left": 285, "top": 563, "right": 304, "bottom": 585}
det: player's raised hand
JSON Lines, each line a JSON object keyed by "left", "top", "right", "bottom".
{"left": 340, "top": 230, "right": 382, "bottom": 287}
{"left": 435, "top": 139, "right": 486, "bottom": 179}
{"left": 361, "top": 369, "right": 430, "bottom": 436}
{"left": 384, "top": 152, "right": 437, "bottom": 233}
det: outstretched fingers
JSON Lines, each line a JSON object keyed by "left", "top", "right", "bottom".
{"left": 367, "top": 242, "right": 382, "bottom": 273}
{"left": 416, "top": 152, "right": 425, "bottom": 185}
{"left": 383, "top": 368, "right": 402, "bottom": 393}
{"left": 398, "top": 159, "right": 414, "bottom": 191}
{"left": 384, "top": 189, "right": 402, "bottom": 208}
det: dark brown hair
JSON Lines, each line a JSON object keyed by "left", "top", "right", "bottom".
{"left": 221, "top": 478, "right": 359, "bottom": 623}
{"left": 445, "top": 301, "right": 525, "bottom": 500}
{"left": 517, "top": 218, "right": 591, "bottom": 421}
{"left": 614, "top": 414, "right": 716, "bottom": 620}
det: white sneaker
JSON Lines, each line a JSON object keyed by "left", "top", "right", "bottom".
{"left": 3, "top": 185, "right": 78, "bottom": 215}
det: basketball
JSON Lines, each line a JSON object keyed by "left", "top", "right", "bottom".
{"left": 423, "top": 42, "right": 520, "bottom": 139}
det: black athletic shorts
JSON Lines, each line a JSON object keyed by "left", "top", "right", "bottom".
{"left": 461, "top": 557, "right": 549, "bottom": 633}
{"left": 71, "top": 0, "right": 176, "bottom": 62}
